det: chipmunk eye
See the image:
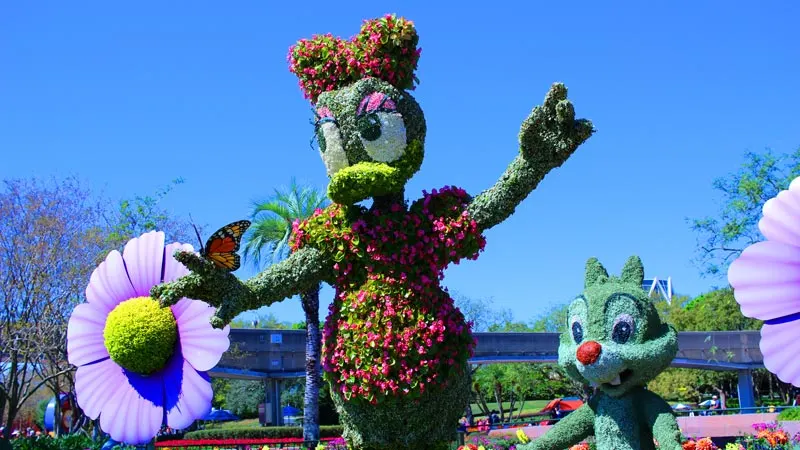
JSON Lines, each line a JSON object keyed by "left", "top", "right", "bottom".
{"left": 612, "top": 314, "right": 635, "bottom": 344}
{"left": 570, "top": 317, "right": 584, "bottom": 344}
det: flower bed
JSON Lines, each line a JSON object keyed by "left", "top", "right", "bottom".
{"left": 682, "top": 437, "right": 718, "bottom": 450}
{"left": 477, "top": 420, "right": 800, "bottom": 450}
{"left": 155, "top": 436, "right": 346, "bottom": 449}
{"left": 731, "top": 422, "right": 800, "bottom": 449}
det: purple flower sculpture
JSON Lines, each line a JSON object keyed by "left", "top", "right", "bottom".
{"left": 67, "top": 231, "right": 230, "bottom": 444}
{"left": 729, "top": 177, "right": 800, "bottom": 386}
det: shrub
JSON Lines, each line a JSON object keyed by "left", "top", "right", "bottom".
{"left": 11, "top": 435, "right": 109, "bottom": 450}
{"left": 465, "top": 434, "right": 524, "bottom": 450}
{"left": 184, "top": 425, "right": 343, "bottom": 440}
{"left": 778, "top": 407, "right": 800, "bottom": 421}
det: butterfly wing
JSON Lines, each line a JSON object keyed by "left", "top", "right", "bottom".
{"left": 206, "top": 251, "right": 241, "bottom": 272}
{"left": 204, "top": 220, "right": 251, "bottom": 271}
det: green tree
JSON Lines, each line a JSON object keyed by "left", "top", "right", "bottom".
{"left": 648, "top": 368, "right": 737, "bottom": 404}
{"left": 280, "top": 378, "right": 339, "bottom": 425}
{"left": 472, "top": 365, "right": 514, "bottom": 421}
{"left": 653, "top": 294, "right": 691, "bottom": 326}
{"left": 666, "top": 288, "right": 761, "bottom": 332}
{"left": 471, "top": 363, "right": 580, "bottom": 422}
{"left": 242, "top": 179, "right": 329, "bottom": 443}
{"left": 531, "top": 304, "right": 569, "bottom": 333}
{"left": 488, "top": 320, "right": 535, "bottom": 332}
{"left": 211, "top": 379, "right": 230, "bottom": 410}
{"left": 691, "top": 147, "right": 800, "bottom": 276}
{"left": 648, "top": 288, "right": 775, "bottom": 407}
{"left": 104, "top": 178, "right": 194, "bottom": 250}
{"left": 224, "top": 380, "right": 265, "bottom": 418}
{"left": 230, "top": 312, "right": 293, "bottom": 329}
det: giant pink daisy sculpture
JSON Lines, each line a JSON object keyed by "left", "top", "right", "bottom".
{"left": 729, "top": 176, "right": 800, "bottom": 386}
{"left": 67, "top": 231, "right": 230, "bottom": 445}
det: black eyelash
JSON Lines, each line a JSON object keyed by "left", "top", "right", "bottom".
{"left": 309, "top": 117, "right": 318, "bottom": 152}
{"left": 309, "top": 115, "right": 337, "bottom": 152}
{"left": 309, "top": 131, "right": 318, "bottom": 152}
{"left": 357, "top": 94, "right": 398, "bottom": 117}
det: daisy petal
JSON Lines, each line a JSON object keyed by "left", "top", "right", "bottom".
{"left": 761, "top": 320, "right": 800, "bottom": 386}
{"left": 74, "top": 359, "right": 123, "bottom": 420}
{"left": 166, "top": 360, "right": 213, "bottom": 429}
{"left": 67, "top": 303, "right": 109, "bottom": 367}
{"left": 123, "top": 231, "right": 166, "bottom": 297}
{"left": 173, "top": 299, "right": 230, "bottom": 372}
{"left": 100, "top": 371, "right": 163, "bottom": 445}
{"left": 163, "top": 242, "right": 195, "bottom": 283}
{"left": 728, "top": 241, "right": 800, "bottom": 320}
{"left": 86, "top": 250, "right": 136, "bottom": 313}
{"left": 759, "top": 178, "right": 800, "bottom": 247}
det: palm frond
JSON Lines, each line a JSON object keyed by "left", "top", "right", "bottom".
{"left": 243, "top": 180, "right": 330, "bottom": 270}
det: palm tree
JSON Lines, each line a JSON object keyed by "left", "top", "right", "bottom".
{"left": 242, "top": 179, "right": 329, "bottom": 443}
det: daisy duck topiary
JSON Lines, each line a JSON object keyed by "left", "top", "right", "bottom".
{"left": 517, "top": 256, "right": 683, "bottom": 450}
{"left": 152, "top": 14, "right": 593, "bottom": 450}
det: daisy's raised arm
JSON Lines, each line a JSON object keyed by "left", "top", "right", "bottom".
{"left": 151, "top": 246, "right": 332, "bottom": 328}
{"left": 467, "top": 83, "right": 594, "bottom": 231}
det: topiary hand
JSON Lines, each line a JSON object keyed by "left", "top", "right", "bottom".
{"left": 467, "top": 82, "right": 594, "bottom": 231}
{"left": 519, "top": 82, "right": 594, "bottom": 166}
{"left": 150, "top": 250, "right": 252, "bottom": 328}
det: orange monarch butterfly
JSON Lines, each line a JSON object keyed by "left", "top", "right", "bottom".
{"left": 192, "top": 220, "right": 251, "bottom": 272}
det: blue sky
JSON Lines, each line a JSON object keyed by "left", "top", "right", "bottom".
{"left": 2, "top": 2, "right": 798, "bottom": 324}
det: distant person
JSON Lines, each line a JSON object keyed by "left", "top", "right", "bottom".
{"left": 793, "top": 393, "right": 800, "bottom": 406}
{"left": 457, "top": 417, "right": 467, "bottom": 432}
{"left": 706, "top": 395, "right": 721, "bottom": 415}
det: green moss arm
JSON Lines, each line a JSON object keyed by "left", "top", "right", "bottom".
{"left": 467, "top": 83, "right": 594, "bottom": 231}
{"left": 637, "top": 389, "right": 683, "bottom": 450}
{"left": 516, "top": 403, "right": 596, "bottom": 450}
{"left": 151, "top": 246, "right": 333, "bottom": 328}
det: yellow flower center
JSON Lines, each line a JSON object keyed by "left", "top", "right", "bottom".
{"left": 103, "top": 296, "right": 178, "bottom": 375}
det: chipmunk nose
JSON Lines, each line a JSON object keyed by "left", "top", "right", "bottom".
{"left": 577, "top": 340, "right": 602, "bottom": 365}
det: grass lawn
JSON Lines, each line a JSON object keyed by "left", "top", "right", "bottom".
{"left": 470, "top": 400, "right": 550, "bottom": 419}
{"left": 204, "top": 418, "right": 260, "bottom": 429}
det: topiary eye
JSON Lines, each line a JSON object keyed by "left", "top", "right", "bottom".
{"left": 612, "top": 314, "right": 635, "bottom": 344}
{"left": 354, "top": 92, "right": 407, "bottom": 163}
{"left": 570, "top": 317, "right": 584, "bottom": 344}
{"left": 357, "top": 113, "right": 382, "bottom": 141}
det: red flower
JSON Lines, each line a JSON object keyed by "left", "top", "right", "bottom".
{"left": 695, "top": 437, "right": 716, "bottom": 450}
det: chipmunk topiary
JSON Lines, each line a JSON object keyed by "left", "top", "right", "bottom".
{"left": 518, "top": 256, "right": 682, "bottom": 450}
{"left": 152, "top": 14, "right": 594, "bottom": 450}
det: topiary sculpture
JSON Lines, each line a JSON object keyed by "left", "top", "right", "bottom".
{"left": 152, "top": 14, "right": 594, "bottom": 450}
{"left": 517, "top": 256, "right": 683, "bottom": 450}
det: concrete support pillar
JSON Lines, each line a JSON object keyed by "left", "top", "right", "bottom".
{"left": 262, "top": 378, "right": 275, "bottom": 426}
{"left": 269, "top": 379, "right": 284, "bottom": 426}
{"left": 737, "top": 369, "right": 755, "bottom": 412}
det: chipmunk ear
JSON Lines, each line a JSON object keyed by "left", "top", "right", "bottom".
{"left": 620, "top": 255, "right": 645, "bottom": 287}
{"left": 288, "top": 14, "right": 421, "bottom": 103}
{"left": 585, "top": 257, "right": 609, "bottom": 288}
